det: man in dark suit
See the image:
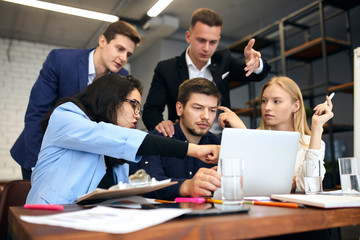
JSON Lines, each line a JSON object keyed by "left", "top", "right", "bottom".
{"left": 142, "top": 8, "right": 270, "bottom": 137}
{"left": 11, "top": 20, "right": 141, "bottom": 179}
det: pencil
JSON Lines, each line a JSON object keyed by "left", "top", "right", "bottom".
{"left": 155, "top": 199, "right": 175, "bottom": 203}
{"left": 205, "top": 199, "right": 223, "bottom": 204}
{"left": 244, "top": 201, "right": 304, "bottom": 208}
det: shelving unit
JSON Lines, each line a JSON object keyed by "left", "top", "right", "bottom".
{"left": 228, "top": 0, "right": 359, "bottom": 188}
{"left": 283, "top": 37, "right": 349, "bottom": 61}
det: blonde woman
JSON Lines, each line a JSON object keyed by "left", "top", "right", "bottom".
{"left": 218, "top": 76, "right": 334, "bottom": 192}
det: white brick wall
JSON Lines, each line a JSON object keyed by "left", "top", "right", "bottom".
{"left": 0, "top": 37, "right": 61, "bottom": 180}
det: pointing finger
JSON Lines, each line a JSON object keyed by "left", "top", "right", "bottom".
{"left": 218, "top": 106, "right": 231, "bottom": 112}
{"left": 245, "top": 38, "right": 255, "bottom": 52}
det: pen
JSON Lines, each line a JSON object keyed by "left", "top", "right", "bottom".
{"left": 155, "top": 199, "right": 175, "bottom": 203}
{"left": 24, "top": 204, "right": 64, "bottom": 211}
{"left": 324, "top": 92, "right": 335, "bottom": 104}
{"left": 244, "top": 201, "right": 304, "bottom": 208}
{"left": 175, "top": 197, "right": 206, "bottom": 203}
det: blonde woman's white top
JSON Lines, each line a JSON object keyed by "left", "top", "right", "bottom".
{"left": 294, "top": 135, "right": 326, "bottom": 192}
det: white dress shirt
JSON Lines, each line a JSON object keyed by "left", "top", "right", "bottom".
{"left": 184, "top": 47, "right": 264, "bottom": 136}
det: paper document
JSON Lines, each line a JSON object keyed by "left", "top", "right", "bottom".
{"left": 21, "top": 206, "right": 191, "bottom": 234}
{"left": 244, "top": 196, "right": 271, "bottom": 201}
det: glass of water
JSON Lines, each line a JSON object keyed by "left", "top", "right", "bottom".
{"left": 303, "top": 160, "right": 323, "bottom": 194}
{"left": 338, "top": 157, "right": 360, "bottom": 195}
{"left": 220, "top": 158, "right": 244, "bottom": 204}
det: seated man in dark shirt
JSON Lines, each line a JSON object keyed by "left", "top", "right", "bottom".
{"left": 134, "top": 78, "right": 221, "bottom": 200}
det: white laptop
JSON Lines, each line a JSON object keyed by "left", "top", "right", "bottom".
{"left": 214, "top": 128, "right": 300, "bottom": 198}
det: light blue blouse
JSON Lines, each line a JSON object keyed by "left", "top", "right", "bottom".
{"left": 26, "top": 102, "right": 147, "bottom": 204}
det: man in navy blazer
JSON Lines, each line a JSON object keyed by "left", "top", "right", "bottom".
{"left": 142, "top": 8, "right": 270, "bottom": 137}
{"left": 11, "top": 20, "right": 141, "bottom": 179}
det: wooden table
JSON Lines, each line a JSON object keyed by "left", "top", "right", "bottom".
{"left": 8, "top": 204, "right": 360, "bottom": 240}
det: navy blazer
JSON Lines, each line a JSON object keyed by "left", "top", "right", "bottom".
{"left": 11, "top": 49, "right": 128, "bottom": 169}
{"left": 142, "top": 48, "right": 271, "bottom": 131}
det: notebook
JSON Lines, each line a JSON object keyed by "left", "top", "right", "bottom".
{"left": 214, "top": 128, "right": 300, "bottom": 198}
{"left": 271, "top": 194, "right": 360, "bottom": 208}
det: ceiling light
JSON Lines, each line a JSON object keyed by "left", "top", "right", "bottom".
{"left": 3, "top": 0, "right": 119, "bottom": 22}
{"left": 147, "top": 0, "right": 173, "bottom": 18}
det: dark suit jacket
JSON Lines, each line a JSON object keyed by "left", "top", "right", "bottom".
{"left": 142, "top": 48, "right": 270, "bottom": 131}
{"left": 10, "top": 49, "right": 128, "bottom": 169}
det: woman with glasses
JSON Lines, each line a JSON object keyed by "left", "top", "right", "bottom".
{"left": 26, "top": 73, "right": 220, "bottom": 204}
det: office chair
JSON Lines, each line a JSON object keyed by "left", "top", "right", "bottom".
{"left": 0, "top": 180, "right": 31, "bottom": 240}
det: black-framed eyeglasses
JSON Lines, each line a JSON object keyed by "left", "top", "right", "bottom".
{"left": 124, "top": 99, "right": 142, "bottom": 116}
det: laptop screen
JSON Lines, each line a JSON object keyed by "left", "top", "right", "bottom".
{"left": 214, "top": 128, "right": 300, "bottom": 197}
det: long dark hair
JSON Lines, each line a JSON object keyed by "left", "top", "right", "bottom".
{"left": 41, "top": 73, "right": 142, "bottom": 133}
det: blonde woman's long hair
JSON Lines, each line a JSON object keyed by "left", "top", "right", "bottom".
{"left": 258, "top": 76, "right": 311, "bottom": 146}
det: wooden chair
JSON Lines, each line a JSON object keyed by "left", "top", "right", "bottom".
{"left": 0, "top": 180, "right": 31, "bottom": 240}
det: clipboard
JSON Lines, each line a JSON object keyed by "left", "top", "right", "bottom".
{"left": 76, "top": 180, "right": 177, "bottom": 205}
